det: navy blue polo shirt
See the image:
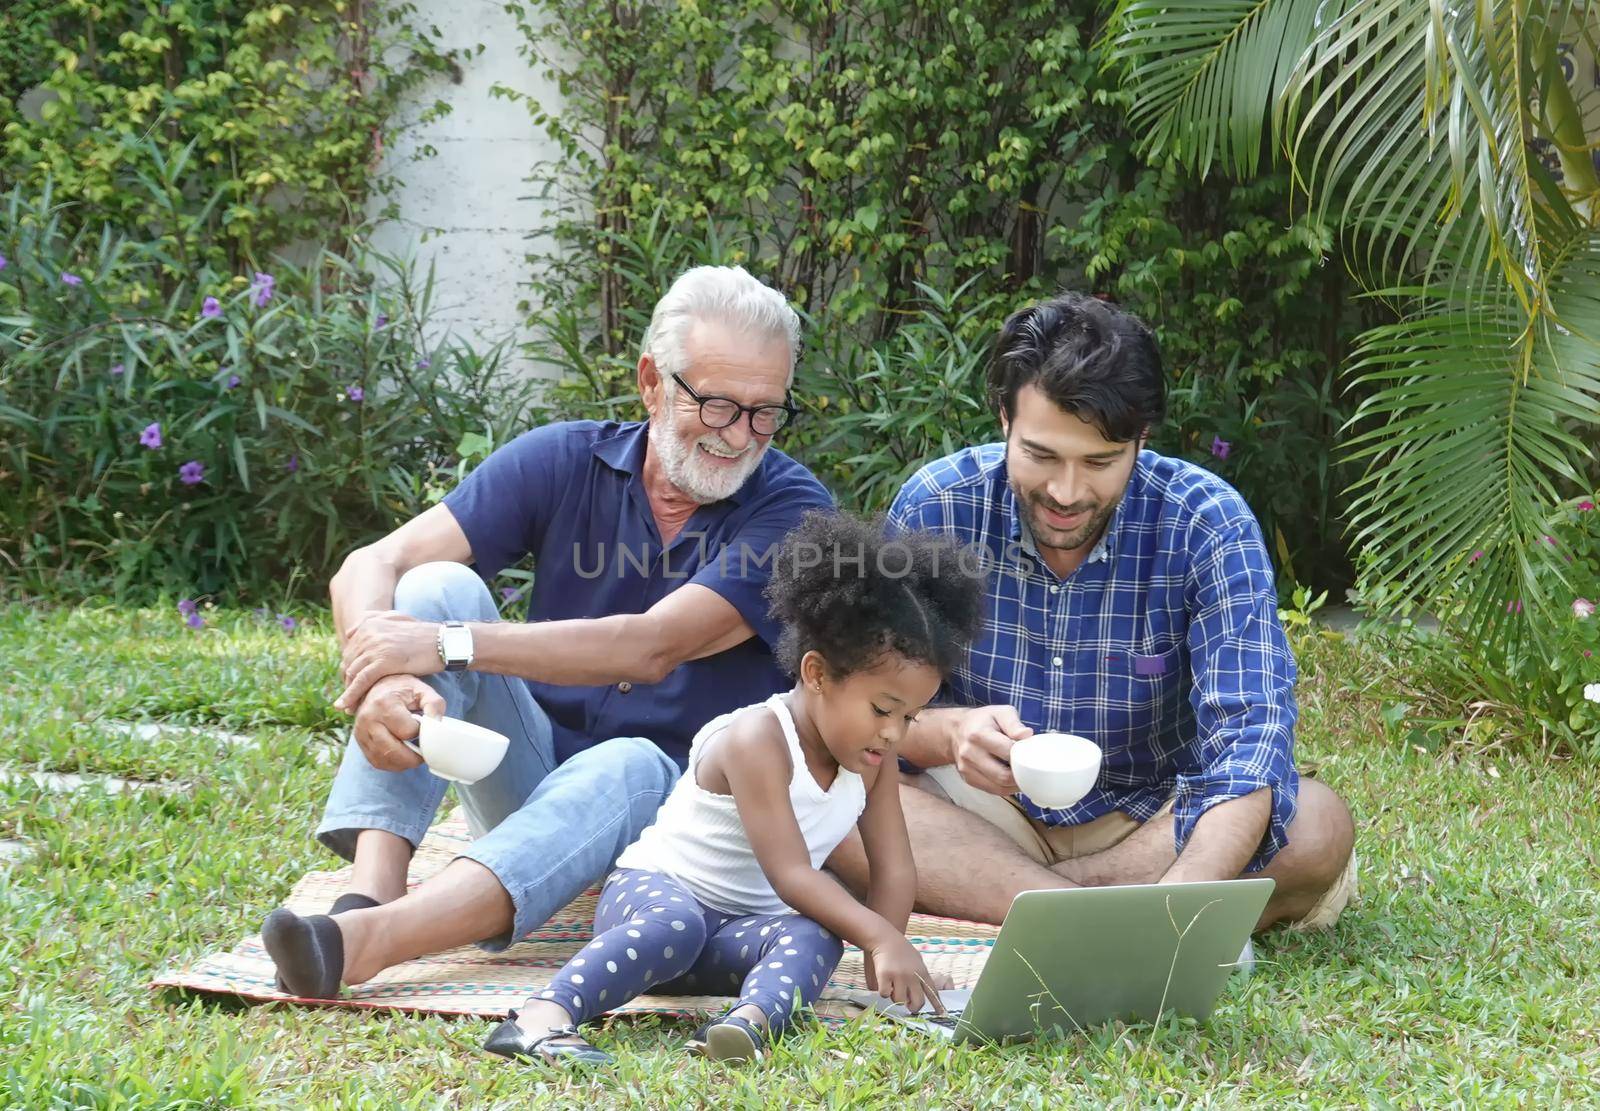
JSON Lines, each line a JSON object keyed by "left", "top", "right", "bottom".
{"left": 442, "top": 420, "right": 832, "bottom": 768}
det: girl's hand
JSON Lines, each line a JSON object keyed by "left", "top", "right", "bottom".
{"left": 868, "top": 936, "right": 943, "bottom": 1015}
{"left": 865, "top": 952, "right": 948, "bottom": 993}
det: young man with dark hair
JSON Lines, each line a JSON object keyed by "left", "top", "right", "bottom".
{"left": 831, "top": 292, "right": 1356, "bottom": 933}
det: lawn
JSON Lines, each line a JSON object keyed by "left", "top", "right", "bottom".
{"left": 2, "top": 601, "right": 1595, "bottom": 1108}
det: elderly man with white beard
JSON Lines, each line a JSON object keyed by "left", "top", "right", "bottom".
{"left": 258, "top": 266, "right": 832, "bottom": 1002}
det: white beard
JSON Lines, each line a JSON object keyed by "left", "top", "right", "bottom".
{"left": 648, "top": 419, "right": 765, "bottom": 504}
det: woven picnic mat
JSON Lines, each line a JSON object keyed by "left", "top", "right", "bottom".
{"left": 151, "top": 814, "right": 998, "bottom": 1022}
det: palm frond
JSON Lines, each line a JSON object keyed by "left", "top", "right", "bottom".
{"left": 1105, "top": 0, "right": 1600, "bottom": 647}
{"left": 1344, "top": 239, "right": 1600, "bottom": 638}
{"left": 1280, "top": 0, "right": 1592, "bottom": 301}
{"left": 1103, "top": 0, "right": 1335, "bottom": 178}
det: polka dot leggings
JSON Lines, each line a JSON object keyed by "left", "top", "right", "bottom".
{"left": 536, "top": 868, "right": 844, "bottom": 1035}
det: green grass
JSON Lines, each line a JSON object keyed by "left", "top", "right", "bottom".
{"left": 2, "top": 601, "right": 1596, "bottom": 1107}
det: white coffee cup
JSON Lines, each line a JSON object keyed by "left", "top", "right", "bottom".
{"left": 1008, "top": 732, "right": 1102, "bottom": 809}
{"left": 402, "top": 713, "right": 510, "bottom": 784}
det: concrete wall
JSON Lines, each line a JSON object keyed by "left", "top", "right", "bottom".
{"left": 366, "top": 0, "right": 567, "bottom": 377}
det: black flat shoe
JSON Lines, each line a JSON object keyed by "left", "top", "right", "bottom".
{"left": 483, "top": 1012, "right": 613, "bottom": 1067}
{"left": 703, "top": 1014, "right": 766, "bottom": 1063}
{"left": 260, "top": 908, "right": 344, "bottom": 999}
{"left": 271, "top": 894, "right": 379, "bottom": 993}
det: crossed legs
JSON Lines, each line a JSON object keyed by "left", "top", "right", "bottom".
{"left": 827, "top": 774, "right": 1355, "bottom": 932}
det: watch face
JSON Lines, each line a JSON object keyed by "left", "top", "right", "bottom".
{"left": 441, "top": 625, "right": 472, "bottom": 660}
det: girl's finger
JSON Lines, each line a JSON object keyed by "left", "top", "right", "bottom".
{"left": 902, "top": 972, "right": 925, "bottom": 1014}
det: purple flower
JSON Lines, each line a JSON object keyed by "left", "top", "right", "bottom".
{"left": 1469, "top": 550, "right": 1484, "bottom": 563}
{"left": 374, "top": 312, "right": 388, "bottom": 330}
{"left": 1542, "top": 534, "right": 1557, "bottom": 546}
{"left": 1210, "top": 436, "right": 1231, "bottom": 461}
{"left": 138, "top": 422, "right": 163, "bottom": 450}
{"left": 178, "top": 460, "right": 205, "bottom": 486}
{"left": 0, "top": 252, "right": 8, "bottom": 270}
{"left": 1580, "top": 500, "right": 1596, "bottom": 512}
{"left": 201, "top": 296, "right": 222, "bottom": 319}
{"left": 277, "top": 613, "right": 297, "bottom": 632}
{"left": 110, "top": 363, "right": 125, "bottom": 377}
{"left": 185, "top": 612, "right": 205, "bottom": 630}
{"left": 285, "top": 453, "right": 299, "bottom": 473}
{"left": 250, "top": 272, "right": 276, "bottom": 308}
{"left": 226, "top": 374, "right": 241, "bottom": 390}
{"left": 177, "top": 598, "right": 198, "bottom": 617}
{"left": 499, "top": 586, "right": 519, "bottom": 602}
{"left": 346, "top": 385, "right": 365, "bottom": 402}
{"left": 1505, "top": 599, "right": 1523, "bottom": 614}
{"left": 415, "top": 357, "right": 430, "bottom": 370}
{"left": 61, "top": 271, "right": 83, "bottom": 286}
{"left": 1575, "top": 598, "right": 1596, "bottom": 619}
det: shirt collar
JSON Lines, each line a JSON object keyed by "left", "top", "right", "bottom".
{"left": 591, "top": 420, "right": 754, "bottom": 507}
{"left": 1011, "top": 510, "right": 1112, "bottom": 567}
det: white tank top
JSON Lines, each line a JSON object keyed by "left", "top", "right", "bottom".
{"left": 615, "top": 693, "right": 867, "bottom": 916}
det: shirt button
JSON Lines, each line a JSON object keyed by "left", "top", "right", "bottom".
{"left": 1052, "top": 656, "right": 1063, "bottom": 667}
{"left": 618, "top": 681, "right": 633, "bottom": 694}
{"left": 1050, "top": 585, "right": 1060, "bottom": 595}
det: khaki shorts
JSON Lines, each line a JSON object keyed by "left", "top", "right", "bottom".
{"left": 906, "top": 764, "right": 1356, "bottom": 930}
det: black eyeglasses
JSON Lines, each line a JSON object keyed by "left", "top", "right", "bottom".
{"left": 672, "top": 374, "right": 799, "bottom": 436}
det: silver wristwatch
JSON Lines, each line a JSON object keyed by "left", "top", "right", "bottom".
{"left": 437, "top": 620, "right": 474, "bottom": 672}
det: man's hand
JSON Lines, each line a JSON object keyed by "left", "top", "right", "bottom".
{"left": 349, "top": 674, "right": 446, "bottom": 772}
{"left": 335, "top": 611, "right": 442, "bottom": 712}
{"left": 951, "top": 704, "right": 1034, "bottom": 796}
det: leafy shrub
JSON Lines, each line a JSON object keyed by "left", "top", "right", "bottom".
{"left": 796, "top": 279, "right": 1004, "bottom": 509}
{"left": 505, "top": 0, "right": 1367, "bottom": 590}
{"left": 0, "top": 0, "right": 453, "bottom": 271}
{"left": 0, "top": 185, "right": 533, "bottom": 602}
{"left": 1358, "top": 497, "right": 1600, "bottom": 755}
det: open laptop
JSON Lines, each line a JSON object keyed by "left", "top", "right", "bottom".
{"left": 847, "top": 878, "right": 1273, "bottom": 1043}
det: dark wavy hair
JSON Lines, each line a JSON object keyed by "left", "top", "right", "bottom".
{"left": 987, "top": 292, "right": 1166, "bottom": 442}
{"left": 763, "top": 511, "right": 986, "bottom": 679}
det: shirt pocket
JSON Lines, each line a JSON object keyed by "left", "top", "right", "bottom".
{"left": 1093, "top": 645, "right": 1184, "bottom": 733}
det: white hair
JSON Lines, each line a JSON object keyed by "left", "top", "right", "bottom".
{"left": 645, "top": 265, "right": 800, "bottom": 390}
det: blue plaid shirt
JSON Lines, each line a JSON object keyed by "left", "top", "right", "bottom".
{"left": 888, "top": 445, "right": 1298, "bottom": 870}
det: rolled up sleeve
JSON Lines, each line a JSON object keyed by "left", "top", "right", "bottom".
{"left": 1176, "top": 517, "right": 1299, "bottom": 871}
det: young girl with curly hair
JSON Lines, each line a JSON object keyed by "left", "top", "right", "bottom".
{"left": 483, "top": 510, "right": 986, "bottom": 1066}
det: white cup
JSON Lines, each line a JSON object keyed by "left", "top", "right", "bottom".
{"left": 402, "top": 713, "right": 510, "bottom": 784}
{"left": 1009, "top": 732, "right": 1102, "bottom": 809}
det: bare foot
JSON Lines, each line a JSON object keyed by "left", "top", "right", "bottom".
{"left": 327, "top": 908, "right": 385, "bottom": 986}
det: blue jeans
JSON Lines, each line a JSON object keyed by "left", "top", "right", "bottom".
{"left": 315, "top": 561, "right": 682, "bottom": 950}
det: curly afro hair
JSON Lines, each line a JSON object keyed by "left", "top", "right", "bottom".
{"left": 763, "top": 510, "right": 987, "bottom": 679}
